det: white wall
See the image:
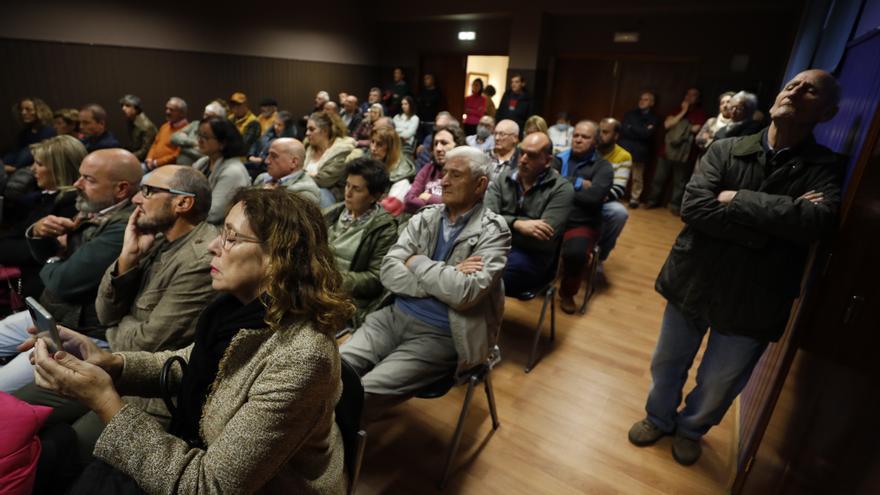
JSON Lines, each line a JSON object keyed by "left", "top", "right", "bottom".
{"left": 465, "top": 55, "right": 509, "bottom": 107}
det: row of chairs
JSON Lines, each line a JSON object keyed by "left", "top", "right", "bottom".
{"left": 337, "top": 237, "right": 602, "bottom": 491}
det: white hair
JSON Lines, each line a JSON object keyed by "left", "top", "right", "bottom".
{"left": 168, "top": 96, "right": 187, "bottom": 112}
{"left": 496, "top": 119, "right": 520, "bottom": 137}
{"left": 732, "top": 91, "right": 758, "bottom": 114}
{"left": 204, "top": 101, "right": 226, "bottom": 118}
{"left": 317, "top": 91, "right": 330, "bottom": 101}
{"left": 445, "top": 145, "right": 491, "bottom": 179}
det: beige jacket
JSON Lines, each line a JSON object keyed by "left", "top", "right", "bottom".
{"left": 94, "top": 318, "right": 346, "bottom": 494}
{"left": 308, "top": 136, "right": 356, "bottom": 201}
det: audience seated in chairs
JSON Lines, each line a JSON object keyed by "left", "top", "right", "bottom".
{"left": 227, "top": 92, "right": 262, "bottom": 153}
{"left": 341, "top": 145, "right": 510, "bottom": 415}
{"left": 596, "top": 117, "right": 633, "bottom": 273}
{"left": 253, "top": 137, "right": 320, "bottom": 204}
{"left": 305, "top": 111, "right": 357, "bottom": 207}
{"left": 0, "top": 135, "right": 84, "bottom": 299}
{"left": 52, "top": 108, "right": 81, "bottom": 138}
{"left": 487, "top": 119, "right": 520, "bottom": 182}
{"left": 325, "top": 158, "right": 398, "bottom": 326}
{"left": 349, "top": 125, "right": 416, "bottom": 193}
{"left": 79, "top": 104, "right": 121, "bottom": 153}
{"left": 354, "top": 103, "right": 382, "bottom": 149}
{"left": 144, "top": 97, "right": 188, "bottom": 171}
{"left": 193, "top": 117, "right": 251, "bottom": 224}
{"left": 118, "top": 94, "right": 157, "bottom": 162}
{"left": 247, "top": 110, "right": 298, "bottom": 174}
{"left": 256, "top": 97, "right": 278, "bottom": 136}
{"left": 554, "top": 120, "right": 614, "bottom": 313}
{"left": 0, "top": 148, "right": 142, "bottom": 392}
{"left": 26, "top": 188, "right": 350, "bottom": 494}
{"left": 14, "top": 166, "right": 217, "bottom": 466}
{"left": 341, "top": 95, "right": 362, "bottom": 136}
{"left": 404, "top": 124, "right": 465, "bottom": 214}
{"left": 484, "top": 132, "right": 573, "bottom": 296}
{"left": 393, "top": 95, "right": 419, "bottom": 151}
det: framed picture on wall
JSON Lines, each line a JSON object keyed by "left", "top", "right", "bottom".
{"left": 466, "top": 72, "right": 490, "bottom": 95}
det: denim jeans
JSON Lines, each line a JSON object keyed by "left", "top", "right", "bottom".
{"left": 645, "top": 303, "right": 768, "bottom": 439}
{"left": 598, "top": 200, "right": 629, "bottom": 261}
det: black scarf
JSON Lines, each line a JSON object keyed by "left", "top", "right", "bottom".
{"left": 170, "top": 293, "right": 268, "bottom": 447}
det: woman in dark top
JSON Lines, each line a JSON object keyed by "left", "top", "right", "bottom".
{"left": 3, "top": 97, "right": 56, "bottom": 172}
{"left": 0, "top": 135, "right": 84, "bottom": 297}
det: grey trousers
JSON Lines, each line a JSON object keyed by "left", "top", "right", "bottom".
{"left": 341, "top": 304, "right": 458, "bottom": 402}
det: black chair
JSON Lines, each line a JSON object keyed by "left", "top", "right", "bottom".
{"left": 413, "top": 345, "right": 501, "bottom": 489}
{"left": 578, "top": 242, "right": 602, "bottom": 314}
{"left": 505, "top": 240, "right": 563, "bottom": 373}
{"left": 336, "top": 360, "right": 367, "bottom": 495}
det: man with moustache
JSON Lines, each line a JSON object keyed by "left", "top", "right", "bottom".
{"left": 629, "top": 70, "right": 843, "bottom": 466}
{"left": 0, "top": 148, "right": 141, "bottom": 392}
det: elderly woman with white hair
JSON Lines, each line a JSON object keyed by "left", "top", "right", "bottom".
{"left": 714, "top": 91, "right": 764, "bottom": 140}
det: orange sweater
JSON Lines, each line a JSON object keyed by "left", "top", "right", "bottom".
{"left": 147, "top": 119, "right": 188, "bottom": 166}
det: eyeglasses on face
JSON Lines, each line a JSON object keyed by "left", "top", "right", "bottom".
{"left": 219, "top": 226, "right": 261, "bottom": 250}
{"left": 139, "top": 184, "right": 196, "bottom": 198}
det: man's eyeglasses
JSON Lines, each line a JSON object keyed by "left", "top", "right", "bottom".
{"left": 494, "top": 131, "right": 516, "bottom": 138}
{"left": 219, "top": 226, "right": 261, "bottom": 250}
{"left": 140, "top": 184, "right": 196, "bottom": 198}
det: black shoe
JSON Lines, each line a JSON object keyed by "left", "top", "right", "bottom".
{"left": 628, "top": 200, "right": 639, "bottom": 209}
{"left": 671, "top": 433, "right": 702, "bottom": 465}
{"left": 628, "top": 419, "right": 668, "bottom": 447}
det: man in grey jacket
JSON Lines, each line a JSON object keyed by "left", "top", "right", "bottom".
{"left": 341, "top": 146, "right": 511, "bottom": 415}
{"left": 252, "top": 137, "right": 320, "bottom": 204}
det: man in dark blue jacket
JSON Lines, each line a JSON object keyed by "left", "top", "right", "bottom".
{"left": 555, "top": 121, "right": 613, "bottom": 313}
{"left": 619, "top": 92, "right": 661, "bottom": 208}
{"left": 628, "top": 70, "right": 843, "bottom": 466}
{"left": 79, "top": 104, "right": 122, "bottom": 152}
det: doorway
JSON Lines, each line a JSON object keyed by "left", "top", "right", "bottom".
{"left": 465, "top": 55, "right": 510, "bottom": 113}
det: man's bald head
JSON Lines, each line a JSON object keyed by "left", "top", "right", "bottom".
{"left": 374, "top": 116, "right": 394, "bottom": 130}
{"left": 266, "top": 138, "right": 306, "bottom": 180}
{"left": 493, "top": 119, "right": 520, "bottom": 155}
{"left": 517, "top": 132, "right": 553, "bottom": 183}
{"left": 74, "top": 149, "right": 141, "bottom": 212}
{"left": 771, "top": 69, "right": 841, "bottom": 126}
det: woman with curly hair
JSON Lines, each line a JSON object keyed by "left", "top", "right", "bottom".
{"left": 4, "top": 97, "right": 56, "bottom": 171}
{"left": 28, "top": 188, "right": 353, "bottom": 494}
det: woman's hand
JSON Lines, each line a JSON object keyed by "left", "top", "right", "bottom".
{"left": 32, "top": 338, "right": 124, "bottom": 423}
{"left": 19, "top": 325, "right": 123, "bottom": 381}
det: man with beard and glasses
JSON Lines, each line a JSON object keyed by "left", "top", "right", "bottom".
{"left": 0, "top": 148, "right": 141, "bottom": 392}
{"left": 12, "top": 166, "right": 218, "bottom": 468}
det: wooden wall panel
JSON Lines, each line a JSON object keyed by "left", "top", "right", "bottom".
{"left": 0, "top": 38, "right": 384, "bottom": 151}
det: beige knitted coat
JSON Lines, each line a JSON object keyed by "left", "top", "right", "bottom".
{"left": 94, "top": 318, "right": 346, "bottom": 494}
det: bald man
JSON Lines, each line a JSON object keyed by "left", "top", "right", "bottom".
{"left": 630, "top": 70, "right": 843, "bottom": 465}
{"left": 13, "top": 165, "right": 218, "bottom": 457}
{"left": 484, "top": 132, "right": 574, "bottom": 295}
{"left": 253, "top": 138, "right": 320, "bottom": 204}
{"left": 488, "top": 119, "right": 521, "bottom": 181}
{"left": 0, "top": 149, "right": 142, "bottom": 392}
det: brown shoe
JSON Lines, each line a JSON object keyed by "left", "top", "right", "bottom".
{"left": 559, "top": 295, "right": 577, "bottom": 314}
{"left": 628, "top": 419, "right": 669, "bottom": 447}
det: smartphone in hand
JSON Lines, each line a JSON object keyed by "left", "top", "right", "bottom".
{"left": 25, "top": 297, "right": 63, "bottom": 351}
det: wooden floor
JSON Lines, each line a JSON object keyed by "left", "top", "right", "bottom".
{"left": 355, "top": 207, "right": 737, "bottom": 494}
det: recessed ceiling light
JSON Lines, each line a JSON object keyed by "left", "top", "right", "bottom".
{"left": 458, "top": 31, "right": 476, "bottom": 41}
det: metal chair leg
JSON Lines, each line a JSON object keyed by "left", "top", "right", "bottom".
{"left": 439, "top": 375, "right": 478, "bottom": 489}
{"left": 549, "top": 286, "right": 556, "bottom": 341}
{"left": 526, "top": 288, "right": 551, "bottom": 372}
{"left": 483, "top": 372, "right": 500, "bottom": 430}
{"left": 579, "top": 248, "right": 599, "bottom": 315}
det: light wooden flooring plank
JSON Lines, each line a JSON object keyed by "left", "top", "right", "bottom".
{"left": 355, "top": 207, "right": 735, "bottom": 494}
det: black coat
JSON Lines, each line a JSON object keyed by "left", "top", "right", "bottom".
{"left": 496, "top": 90, "right": 532, "bottom": 130}
{"left": 619, "top": 108, "right": 661, "bottom": 163}
{"left": 656, "top": 129, "right": 842, "bottom": 342}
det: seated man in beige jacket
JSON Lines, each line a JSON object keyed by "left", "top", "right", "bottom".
{"left": 15, "top": 165, "right": 218, "bottom": 463}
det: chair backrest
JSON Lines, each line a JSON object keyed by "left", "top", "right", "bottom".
{"left": 335, "top": 360, "right": 364, "bottom": 477}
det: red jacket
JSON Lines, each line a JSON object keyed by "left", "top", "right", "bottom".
{"left": 0, "top": 392, "right": 52, "bottom": 495}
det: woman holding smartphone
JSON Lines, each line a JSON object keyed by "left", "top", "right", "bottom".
{"left": 27, "top": 188, "right": 352, "bottom": 494}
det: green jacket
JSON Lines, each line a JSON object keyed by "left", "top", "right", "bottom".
{"left": 28, "top": 200, "right": 135, "bottom": 332}
{"left": 324, "top": 203, "right": 397, "bottom": 326}
{"left": 656, "top": 129, "right": 842, "bottom": 342}
{"left": 484, "top": 167, "right": 574, "bottom": 254}
{"left": 128, "top": 112, "right": 158, "bottom": 161}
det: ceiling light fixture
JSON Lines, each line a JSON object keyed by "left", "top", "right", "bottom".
{"left": 458, "top": 31, "right": 476, "bottom": 41}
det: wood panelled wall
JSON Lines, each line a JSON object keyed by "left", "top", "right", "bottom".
{"left": 0, "top": 38, "right": 384, "bottom": 152}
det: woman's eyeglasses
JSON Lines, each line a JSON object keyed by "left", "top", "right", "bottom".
{"left": 219, "top": 226, "right": 261, "bottom": 250}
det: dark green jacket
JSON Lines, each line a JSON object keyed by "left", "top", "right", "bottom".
{"left": 484, "top": 167, "right": 574, "bottom": 254}
{"left": 656, "top": 129, "right": 842, "bottom": 342}
{"left": 28, "top": 200, "right": 135, "bottom": 333}
{"left": 324, "top": 203, "right": 398, "bottom": 325}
